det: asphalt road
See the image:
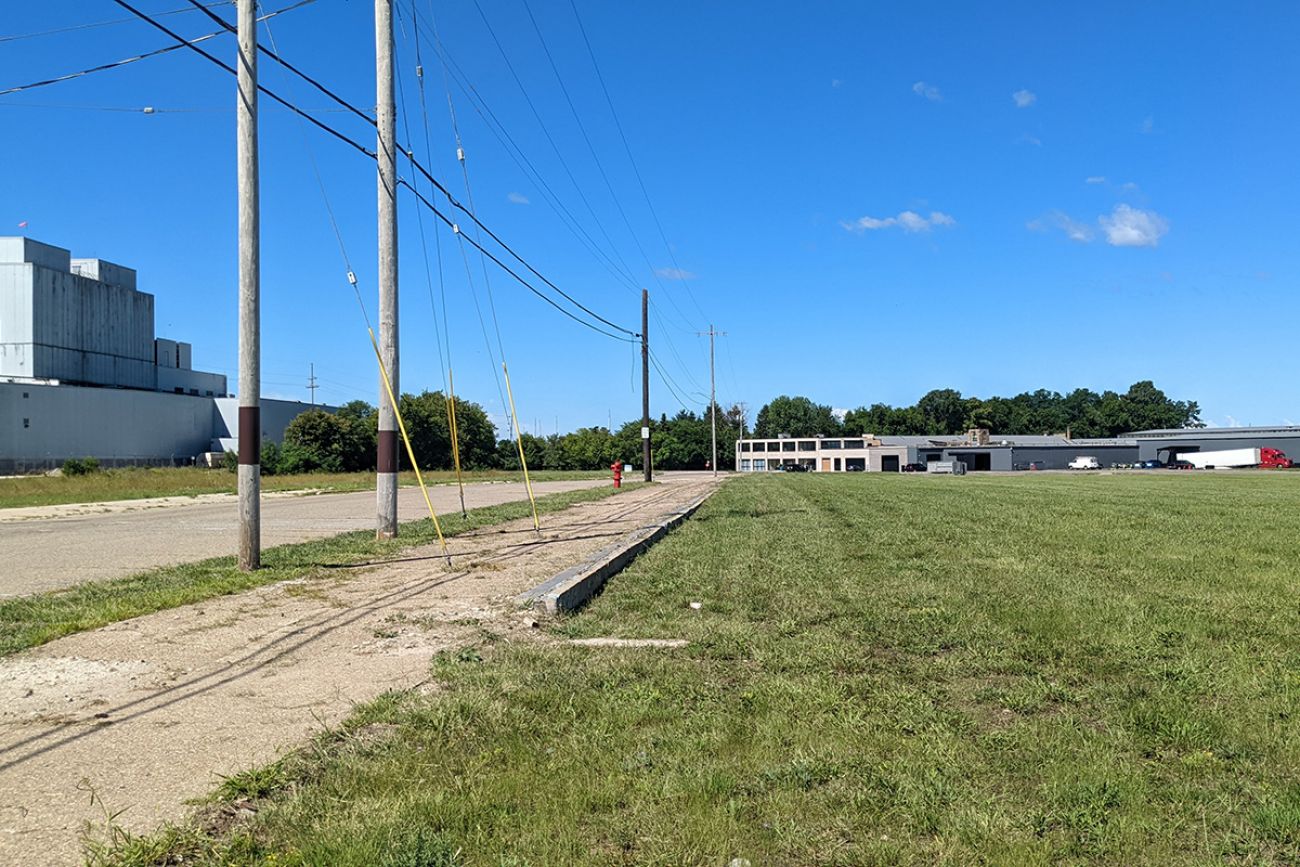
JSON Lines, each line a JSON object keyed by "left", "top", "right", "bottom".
{"left": 0, "top": 480, "right": 608, "bottom": 598}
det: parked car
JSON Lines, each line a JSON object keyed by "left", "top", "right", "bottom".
{"left": 1068, "top": 456, "right": 1101, "bottom": 470}
{"left": 1166, "top": 459, "right": 1196, "bottom": 470}
{"left": 1135, "top": 459, "right": 1165, "bottom": 469}
{"left": 902, "top": 462, "right": 928, "bottom": 473}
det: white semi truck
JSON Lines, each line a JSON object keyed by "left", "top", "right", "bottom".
{"left": 1176, "top": 447, "right": 1293, "bottom": 469}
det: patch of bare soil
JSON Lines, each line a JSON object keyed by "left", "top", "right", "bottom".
{"left": 0, "top": 478, "right": 717, "bottom": 866}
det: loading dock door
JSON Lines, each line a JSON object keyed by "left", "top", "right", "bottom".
{"left": 972, "top": 453, "right": 991, "bottom": 471}
{"left": 881, "top": 455, "right": 900, "bottom": 472}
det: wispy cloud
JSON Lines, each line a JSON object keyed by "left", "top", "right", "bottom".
{"left": 1019, "top": 133, "right": 1042, "bottom": 146}
{"left": 841, "top": 210, "right": 956, "bottom": 234}
{"left": 1012, "top": 88, "right": 1037, "bottom": 108}
{"left": 1028, "top": 210, "right": 1095, "bottom": 243}
{"left": 831, "top": 78, "right": 842, "bottom": 89}
{"left": 1100, "top": 203, "right": 1168, "bottom": 247}
{"left": 911, "top": 81, "right": 942, "bottom": 102}
{"left": 506, "top": 192, "right": 530, "bottom": 205}
{"left": 1085, "top": 176, "right": 1106, "bottom": 185}
{"left": 654, "top": 266, "right": 697, "bottom": 281}
{"left": 1140, "top": 115, "right": 1156, "bottom": 134}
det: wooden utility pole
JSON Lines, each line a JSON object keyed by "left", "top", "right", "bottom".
{"left": 698, "top": 325, "right": 725, "bottom": 477}
{"left": 375, "top": 0, "right": 399, "bottom": 539}
{"left": 641, "top": 289, "right": 651, "bottom": 482}
{"left": 236, "top": 0, "right": 260, "bottom": 571}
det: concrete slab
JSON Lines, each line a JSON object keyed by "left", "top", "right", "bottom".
{"left": 517, "top": 487, "right": 715, "bottom": 614}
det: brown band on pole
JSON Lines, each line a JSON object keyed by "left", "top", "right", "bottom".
{"left": 377, "top": 429, "right": 399, "bottom": 474}
{"left": 238, "top": 406, "right": 260, "bottom": 465}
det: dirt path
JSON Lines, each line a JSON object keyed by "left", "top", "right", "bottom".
{"left": 0, "top": 477, "right": 718, "bottom": 866}
{"left": 0, "top": 479, "right": 607, "bottom": 597}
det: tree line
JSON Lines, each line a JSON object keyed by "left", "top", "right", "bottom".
{"left": 245, "top": 392, "right": 745, "bottom": 475}
{"left": 243, "top": 379, "right": 1200, "bottom": 475}
{"left": 754, "top": 381, "right": 1202, "bottom": 440}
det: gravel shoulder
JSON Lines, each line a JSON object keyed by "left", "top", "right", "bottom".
{"left": 0, "top": 477, "right": 719, "bottom": 867}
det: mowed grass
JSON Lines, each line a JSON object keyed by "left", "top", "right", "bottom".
{"left": 93, "top": 472, "right": 1300, "bottom": 866}
{"left": 0, "top": 483, "right": 639, "bottom": 658}
{"left": 0, "top": 467, "right": 606, "bottom": 510}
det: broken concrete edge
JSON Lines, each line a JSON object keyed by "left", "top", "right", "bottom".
{"left": 516, "top": 489, "right": 715, "bottom": 615}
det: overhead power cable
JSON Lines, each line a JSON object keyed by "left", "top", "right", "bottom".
{"left": 0, "top": 0, "right": 235, "bottom": 43}
{"left": 108, "top": 0, "right": 638, "bottom": 342}
{"left": 568, "top": 0, "right": 710, "bottom": 324}
{"left": 402, "top": 0, "right": 642, "bottom": 296}
{"left": 0, "top": 0, "right": 313, "bottom": 97}
{"left": 399, "top": 180, "right": 637, "bottom": 343}
{"left": 184, "top": 0, "right": 636, "bottom": 339}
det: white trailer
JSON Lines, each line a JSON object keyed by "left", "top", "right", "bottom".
{"left": 1177, "top": 447, "right": 1261, "bottom": 469}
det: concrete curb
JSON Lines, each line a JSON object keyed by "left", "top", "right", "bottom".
{"left": 516, "top": 488, "right": 715, "bottom": 615}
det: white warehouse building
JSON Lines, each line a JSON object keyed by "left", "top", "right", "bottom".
{"left": 0, "top": 237, "right": 325, "bottom": 473}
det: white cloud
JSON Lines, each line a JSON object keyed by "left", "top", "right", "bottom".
{"left": 1085, "top": 176, "right": 1106, "bottom": 185}
{"left": 1140, "top": 115, "right": 1155, "bottom": 134}
{"left": 1224, "top": 415, "right": 1241, "bottom": 428}
{"left": 1019, "top": 133, "right": 1042, "bottom": 146}
{"left": 831, "top": 78, "right": 842, "bottom": 88}
{"left": 1030, "top": 210, "right": 1094, "bottom": 243}
{"left": 506, "top": 192, "right": 530, "bottom": 205}
{"left": 841, "top": 210, "right": 956, "bottom": 234}
{"left": 1012, "top": 88, "right": 1036, "bottom": 108}
{"left": 1099, "top": 203, "right": 1168, "bottom": 247}
{"left": 832, "top": 407, "right": 849, "bottom": 422}
{"left": 654, "top": 266, "right": 697, "bottom": 280}
{"left": 1120, "top": 181, "right": 1139, "bottom": 192}
{"left": 912, "top": 81, "right": 942, "bottom": 101}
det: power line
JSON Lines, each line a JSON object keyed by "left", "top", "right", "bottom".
{"left": 466, "top": 0, "right": 643, "bottom": 289}
{"left": 0, "top": 0, "right": 235, "bottom": 43}
{"left": 567, "top": 0, "right": 710, "bottom": 323}
{"left": 399, "top": 180, "right": 637, "bottom": 343}
{"left": 108, "top": 0, "right": 638, "bottom": 343}
{"left": 0, "top": 1, "right": 313, "bottom": 97}
{"left": 186, "top": 0, "right": 639, "bottom": 340}
{"left": 401, "top": 1, "right": 642, "bottom": 296}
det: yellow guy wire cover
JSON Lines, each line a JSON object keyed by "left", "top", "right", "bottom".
{"left": 501, "top": 361, "right": 540, "bottom": 534}
{"left": 446, "top": 369, "right": 467, "bottom": 517}
{"left": 368, "top": 328, "right": 450, "bottom": 563}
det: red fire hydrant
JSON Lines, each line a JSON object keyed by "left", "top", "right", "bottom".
{"left": 611, "top": 459, "right": 623, "bottom": 488}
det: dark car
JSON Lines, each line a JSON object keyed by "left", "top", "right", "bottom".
{"left": 1136, "top": 459, "right": 1166, "bottom": 469}
{"left": 902, "top": 462, "right": 928, "bottom": 473}
{"left": 1166, "top": 459, "right": 1195, "bottom": 470}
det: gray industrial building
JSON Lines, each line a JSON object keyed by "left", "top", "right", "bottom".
{"left": 736, "top": 425, "right": 1300, "bottom": 472}
{"left": 1, "top": 236, "right": 327, "bottom": 473}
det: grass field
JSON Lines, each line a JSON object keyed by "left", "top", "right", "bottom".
{"left": 0, "top": 483, "right": 639, "bottom": 658}
{"left": 0, "top": 467, "right": 606, "bottom": 510}
{"left": 93, "top": 472, "right": 1300, "bottom": 866}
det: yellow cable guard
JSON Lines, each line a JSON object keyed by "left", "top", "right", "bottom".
{"left": 368, "top": 328, "right": 450, "bottom": 564}
{"left": 446, "top": 368, "right": 467, "bottom": 517}
{"left": 501, "top": 361, "right": 540, "bottom": 534}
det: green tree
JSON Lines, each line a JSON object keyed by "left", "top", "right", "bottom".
{"left": 754, "top": 395, "right": 840, "bottom": 438}
{"left": 281, "top": 410, "right": 374, "bottom": 473}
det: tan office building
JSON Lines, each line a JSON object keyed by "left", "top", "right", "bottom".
{"left": 735, "top": 436, "right": 910, "bottom": 472}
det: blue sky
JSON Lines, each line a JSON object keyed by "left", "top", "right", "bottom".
{"left": 3, "top": 1, "right": 1298, "bottom": 432}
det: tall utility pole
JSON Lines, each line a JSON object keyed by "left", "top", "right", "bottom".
{"left": 375, "top": 0, "right": 399, "bottom": 539}
{"left": 698, "top": 325, "right": 726, "bottom": 477}
{"left": 236, "top": 0, "right": 260, "bottom": 571}
{"left": 307, "top": 363, "right": 318, "bottom": 407}
{"left": 641, "top": 289, "right": 651, "bottom": 482}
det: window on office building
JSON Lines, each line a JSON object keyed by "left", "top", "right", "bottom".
{"left": 798, "top": 441, "right": 816, "bottom": 451}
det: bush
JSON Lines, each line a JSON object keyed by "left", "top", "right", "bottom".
{"left": 222, "top": 442, "right": 283, "bottom": 475}
{"left": 62, "top": 457, "right": 101, "bottom": 476}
